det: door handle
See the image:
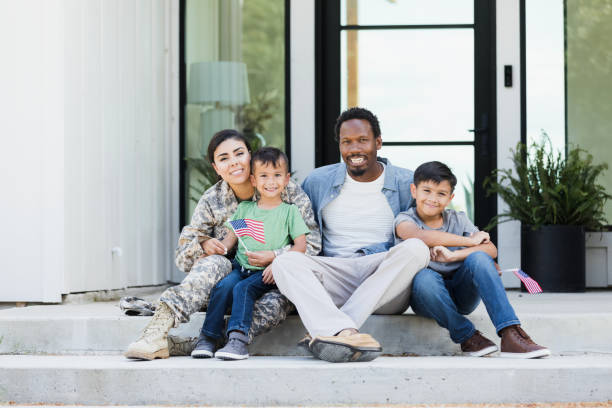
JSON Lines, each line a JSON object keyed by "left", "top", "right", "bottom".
{"left": 468, "top": 127, "right": 488, "bottom": 133}
{"left": 470, "top": 114, "right": 489, "bottom": 157}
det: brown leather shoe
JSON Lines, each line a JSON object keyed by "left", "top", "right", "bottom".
{"left": 461, "top": 331, "right": 498, "bottom": 357}
{"left": 309, "top": 333, "right": 382, "bottom": 363}
{"left": 499, "top": 325, "right": 551, "bottom": 359}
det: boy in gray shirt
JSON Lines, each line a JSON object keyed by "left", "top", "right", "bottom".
{"left": 395, "top": 161, "right": 549, "bottom": 358}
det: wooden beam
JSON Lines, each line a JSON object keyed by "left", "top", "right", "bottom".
{"left": 346, "top": 0, "right": 358, "bottom": 108}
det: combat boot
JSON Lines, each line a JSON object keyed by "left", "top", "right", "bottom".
{"left": 124, "top": 301, "right": 175, "bottom": 360}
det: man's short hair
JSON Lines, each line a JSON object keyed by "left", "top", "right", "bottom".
{"left": 251, "top": 147, "right": 289, "bottom": 173}
{"left": 413, "top": 161, "right": 457, "bottom": 191}
{"left": 334, "top": 107, "right": 381, "bottom": 141}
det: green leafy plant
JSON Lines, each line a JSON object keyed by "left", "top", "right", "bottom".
{"left": 237, "top": 90, "right": 277, "bottom": 152}
{"left": 447, "top": 173, "right": 474, "bottom": 222}
{"left": 484, "top": 135, "right": 611, "bottom": 230}
{"left": 238, "top": 89, "right": 279, "bottom": 135}
{"left": 185, "top": 157, "right": 219, "bottom": 204}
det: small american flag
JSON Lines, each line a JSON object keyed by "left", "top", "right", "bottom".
{"left": 513, "top": 269, "right": 543, "bottom": 294}
{"left": 229, "top": 219, "right": 265, "bottom": 244}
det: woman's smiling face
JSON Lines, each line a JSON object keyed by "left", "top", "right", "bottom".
{"left": 211, "top": 138, "right": 251, "bottom": 185}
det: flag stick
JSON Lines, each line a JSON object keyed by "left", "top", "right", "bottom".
{"left": 228, "top": 222, "right": 250, "bottom": 253}
{"left": 236, "top": 234, "right": 250, "bottom": 253}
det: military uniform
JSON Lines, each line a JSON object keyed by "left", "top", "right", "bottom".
{"left": 161, "top": 179, "right": 321, "bottom": 342}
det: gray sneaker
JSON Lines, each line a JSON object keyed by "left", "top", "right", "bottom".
{"left": 215, "top": 331, "right": 249, "bottom": 360}
{"left": 191, "top": 334, "right": 217, "bottom": 358}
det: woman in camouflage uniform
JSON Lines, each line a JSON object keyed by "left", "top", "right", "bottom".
{"left": 125, "top": 129, "right": 321, "bottom": 360}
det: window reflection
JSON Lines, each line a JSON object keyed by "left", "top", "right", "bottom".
{"left": 340, "top": 0, "right": 473, "bottom": 26}
{"left": 341, "top": 29, "right": 474, "bottom": 142}
{"left": 380, "top": 145, "right": 475, "bottom": 221}
{"left": 566, "top": 0, "right": 612, "bottom": 222}
{"left": 184, "top": 0, "right": 286, "bottom": 222}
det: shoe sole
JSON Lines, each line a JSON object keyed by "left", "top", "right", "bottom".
{"left": 309, "top": 339, "right": 382, "bottom": 363}
{"left": 191, "top": 350, "right": 214, "bottom": 359}
{"left": 215, "top": 351, "right": 249, "bottom": 360}
{"left": 463, "top": 345, "right": 498, "bottom": 357}
{"left": 499, "top": 349, "right": 551, "bottom": 359}
{"left": 124, "top": 348, "right": 170, "bottom": 360}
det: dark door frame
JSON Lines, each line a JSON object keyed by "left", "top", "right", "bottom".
{"left": 315, "top": 0, "right": 498, "bottom": 240}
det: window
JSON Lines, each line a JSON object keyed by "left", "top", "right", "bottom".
{"left": 182, "top": 0, "right": 287, "bottom": 222}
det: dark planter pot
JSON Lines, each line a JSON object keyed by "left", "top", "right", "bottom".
{"left": 521, "top": 225, "right": 585, "bottom": 292}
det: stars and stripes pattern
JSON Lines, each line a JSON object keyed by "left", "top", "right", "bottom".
{"left": 512, "top": 269, "right": 543, "bottom": 294}
{"left": 228, "top": 219, "right": 265, "bottom": 244}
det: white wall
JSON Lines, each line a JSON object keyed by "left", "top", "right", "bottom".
{"left": 0, "top": 0, "right": 65, "bottom": 302}
{"left": 496, "top": 0, "right": 522, "bottom": 287}
{"left": 0, "top": 0, "right": 180, "bottom": 301}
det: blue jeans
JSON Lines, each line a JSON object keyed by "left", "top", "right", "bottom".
{"left": 410, "top": 251, "right": 520, "bottom": 344}
{"left": 200, "top": 261, "right": 275, "bottom": 339}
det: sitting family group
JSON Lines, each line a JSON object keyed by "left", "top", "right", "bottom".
{"left": 124, "top": 107, "right": 550, "bottom": 363}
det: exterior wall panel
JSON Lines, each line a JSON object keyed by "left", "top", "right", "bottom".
{"left": 0, "top": 0, "right": 178, "bottom": 301}
{"left": 0, "top": 0, "right": 65, "bottom": 302}
{"left": 63, "top": 0, "right": 174, "bottom": 293}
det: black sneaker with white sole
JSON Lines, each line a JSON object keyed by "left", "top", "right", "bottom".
{"left": 215, "top": 331, "right": 249, "bottom": 360}
{"left": 191, "top": 334, "right": 217, "bottom": 358}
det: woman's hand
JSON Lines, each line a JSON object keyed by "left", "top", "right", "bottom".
{"left": 202, "top": 238, "right": 227, "bottom": 256}
{"left": 262, "top": 265, "right": 275, "bottom": 285}
{"left": 246, "top": 250, "right": 275, "bottom": 268}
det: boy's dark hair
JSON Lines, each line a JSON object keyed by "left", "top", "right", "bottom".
{"left": 334, "top": 107, "right": 381, "bottom": 141}
{"left": 207, "top": 129, "right": 252, "bottom": 164}
{"left": 251, "top": 147, "right": 289, "bottom": 173}
{"left": 414, "top": 161, "right": 457, "bottom": 191}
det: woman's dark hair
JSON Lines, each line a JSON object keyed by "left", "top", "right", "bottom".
{"left": 207, "top": 129, "right": 252, "bottom": 164}
{"left": 334, "top": 107, "right": 381, "bottom": 141}
{"left": 413, "top": 161, "right": 457, "bottom": 191}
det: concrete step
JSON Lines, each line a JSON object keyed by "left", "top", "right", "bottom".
{"left": 1, "top": 291, "right": 612, "bottom": 356}
{"left": 2, "top": 292, "right": 612, "bottom": 357}
{"left": 1, "top": 354, "right": 612, "bottom": 405}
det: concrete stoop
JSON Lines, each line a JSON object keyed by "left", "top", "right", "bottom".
{"left": 1, "top": 291, "right": 612, "bottom": 356}
{"left": 1, "top": 291, "right": 612, "bottom": 405}
{"left": 1, "top": 354, "right": 612, "bottom": 406}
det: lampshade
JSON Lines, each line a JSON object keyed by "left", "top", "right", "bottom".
{"left": 188, "top": 61, "right": 250, "bottom": 106}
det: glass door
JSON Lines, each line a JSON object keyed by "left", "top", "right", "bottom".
{"left": 316, "top": 0, "right": 496, "bottom": 231}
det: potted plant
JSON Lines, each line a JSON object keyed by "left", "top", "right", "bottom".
{"left": 484, "top": 136, "right": 611, "bottom": 292}
{"left": 237, "top": 89, "right": 279, "bottom": 152}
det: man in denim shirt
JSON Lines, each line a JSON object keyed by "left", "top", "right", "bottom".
{"left": 272, "top": 107, "right": 429, "bottom": 363}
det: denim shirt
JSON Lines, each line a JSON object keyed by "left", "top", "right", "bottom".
{"left": 301, "top": 157, "right": 414, "bottom": 256}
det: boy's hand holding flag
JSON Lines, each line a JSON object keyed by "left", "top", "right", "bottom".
{"left": 228, "top": 218, "right": 266, "bottom": 254}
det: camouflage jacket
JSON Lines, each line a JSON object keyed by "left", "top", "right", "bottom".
{"left": 175, "top": 179, "right": 321, "bottom": 273}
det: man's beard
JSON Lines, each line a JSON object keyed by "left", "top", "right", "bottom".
{"left": 347, "top": 167, "right": 366, "bottom": 177}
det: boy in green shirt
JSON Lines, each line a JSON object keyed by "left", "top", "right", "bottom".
{"left": 191, "top": 147, "right": 310, "bottom": 360}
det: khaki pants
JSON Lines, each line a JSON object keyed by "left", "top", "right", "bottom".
{"left": 272, "top": 238, "right": 429, "bottom": 337}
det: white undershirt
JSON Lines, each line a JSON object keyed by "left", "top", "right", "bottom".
{"left": 321, "top": 165, "right": 395, "bottom": 257}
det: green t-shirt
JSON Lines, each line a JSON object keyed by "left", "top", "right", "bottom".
{"left": 227, "top": 201, "right": 310, "bottom": 270}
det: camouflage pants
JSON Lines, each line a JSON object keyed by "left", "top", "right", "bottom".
{"left": 160, "top": 255, "right": 294, "bottom": 343}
